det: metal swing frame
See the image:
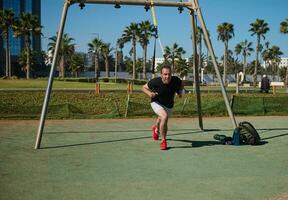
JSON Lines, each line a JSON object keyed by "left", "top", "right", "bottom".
{"left": 35, "top": 0, "right": 237, "bottom": 149}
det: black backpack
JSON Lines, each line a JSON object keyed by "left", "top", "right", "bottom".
{"left": 238, "top": 121, "right": 261, "bottom": 145}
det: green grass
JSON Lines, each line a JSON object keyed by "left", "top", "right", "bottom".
{"left": 1, "top": 91, "right": 287, "bottom": 119}
{"left": 1, "top": 79, "right": 287, "bottom": 94}
{"left": 0, "top": 79, "right": 144, "bottom": 90}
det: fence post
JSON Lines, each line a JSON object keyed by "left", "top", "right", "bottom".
{"left": 272, "top": 86, "right": 276, "bottom": 95}
{"left": 181, "top": 97, "right": 188, "bottom": 114}
{"left": 230, "top": 94, "right": 235, "bottom": 109}
{"left": 95, "top": 82, "right": 100, "bottom": 94}
{"left": 125, "top": 94, "right": 130, "bottom": 118}
{"left": 127, "top": 82, "right": 133, "bottom": 94}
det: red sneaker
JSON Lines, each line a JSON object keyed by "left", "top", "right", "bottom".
{"left": 152, "top": 125, "right": 159, "bottom": 141}
{"left": 160, "top": 139, "right": 167, "bottom": 150}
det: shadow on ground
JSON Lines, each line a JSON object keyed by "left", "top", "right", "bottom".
{"left": 41, "top": 127, "right": 288, "bottom": 150}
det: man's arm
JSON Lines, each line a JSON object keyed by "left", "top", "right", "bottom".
{"left": 177, "top": 81, "right": 185, "bottom": 98}
{"left": 142, "top": 83, "right": 158, "bottom": 98}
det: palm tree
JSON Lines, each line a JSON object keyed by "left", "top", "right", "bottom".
{"left": 235, "top": 40, "right": 254, "bottom": 82}
{"left": 101, "top": 42, "right": 113, "bottom": 78}
{"left": 0, "top": 9, "right": 15, "bottom": 77}
{"left": 164, "top": 43, "right": 186, "bottom": 74}
{"left": 48, "top": 33, "right": 75, "bottom": 78}
{"left": 88, "top": 38, "right": 103, "bottom": 81}
{"left": 69, "top": 53, "right": 84, "bottom": 77}
{"left": 139, "top": 20, "right": 154, "bottom": 79}
{"left": 116, "top": 38, "right": 125, "bottom": 71}
{"left": 12, "top": 12, "right": 42, "bottom": 79}
{"left": 121, "top": 22, "right": 140, "bottom": 80}
{"left": 175, "top": 58, "right": 189, "bottom": 79}
{"left": 217, "top": 22, "right": 234, "bottom": 85}
{"left": 263, "top": 46, "right": 283, "bottom": 81}
{"left": 18, "top": 49, "right": 37, "bottom": 74}
{"left": 249, "top": 18, "right": 270, "bottom": 86}
{"left": 280, "top": 18, "right": 288, "bottom": 86}
{"left": 196, "top": 26, "right": 204, "bottom": 69}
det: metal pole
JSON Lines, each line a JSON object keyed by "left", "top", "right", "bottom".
{"left": 35, "top": 0, "right": 70, "bottom": 149}
{"left": 72, "top": 0, "right": 192, "bottom": 7}
{"left": 191, "top": 0, "right": 237, "bottom": 128}
{"left": 190, "top": 9, "right": 203, "bottom": 130}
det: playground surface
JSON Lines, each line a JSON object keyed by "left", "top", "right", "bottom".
{"left": 0, "top": 116, "right": 288, "bottom": 200}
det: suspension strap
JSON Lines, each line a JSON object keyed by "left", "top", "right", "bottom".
{"left": 150, "top": 0, "right": 164, "bottom": 74}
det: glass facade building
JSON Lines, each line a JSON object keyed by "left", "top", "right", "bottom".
{"left": 0, "top": 0, "right": 41, "bottom": 76}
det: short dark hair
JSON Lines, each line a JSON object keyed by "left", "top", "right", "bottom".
{"left": 160, "top": 66, "right": 171, "bottom": 73}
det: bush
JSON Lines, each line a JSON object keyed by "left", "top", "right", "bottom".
{"left": 1, "top": 91, "right": 287, "bottom": 119}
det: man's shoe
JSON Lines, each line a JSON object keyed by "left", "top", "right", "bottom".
{"left": 160, "top": 139, "right": 167, "bottom": 150}
{"left": 152, "top": 125, "right": 159, "bottom": 141}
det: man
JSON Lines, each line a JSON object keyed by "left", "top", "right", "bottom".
{"left": 142, "top": 66, "right": 184, "bottom": 150}
{"left": 260, "top": 74, "right": 270, "bottom": 93}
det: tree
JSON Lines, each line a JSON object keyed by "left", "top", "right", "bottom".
{"left": 262, "top": 45, "right": 283, "bottom": 81}
{"left": 175, "top": 58, "right": 189, "bottom": 79}
{"left": 164, "top": 43, "right": 186, "bottom": 74}
{"left": 121, "top": 22, "right": 140, "bottom": 80}
{"left": 217, "top": 22, "right": 234, "bottom": 85}
{"left": 88, "top": 37, "right": 103, "bottom": 81}
{"left": 249, "top": 18, "right": 270, "bottom": 86}
{"left": 101, "top": 42, "right": 113, "bottom": 78}
{"left": 116, "top": 38, "right": 125, "bottom": 71}
{"left": 18, "top": 49, "right": 37, "bottom": 76}
{"left": 125, "top": 57, "right": 142, "bottom": 79}
{"left": 48, "top": 33, "right": 75, "bottom": 78}
{"left": 0, "top": 9, "right": 15, "bottom": 77}
{"left": 235, "top": 40, "right": 254, "bottom": 82}
{"left": 139, "top": 20, "right": 154, "bottom": 79}
{"left": 12, "top": 12, "right": 42, "bottom": 79}
{"left": 196, "top": 26, "right": 204, "bottom": 69}
{"left": 69, "top": 53, "right": 84, "bottom": 77}
{"left": 280, "top": 18, "right": 288, "bottom": 86}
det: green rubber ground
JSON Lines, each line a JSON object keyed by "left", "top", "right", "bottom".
{"left": 1, "top": 116, "right": 287, "bottom": 200}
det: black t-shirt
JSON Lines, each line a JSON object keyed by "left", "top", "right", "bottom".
{"left": 147, "top": 76, "right": 182, "bottom": 108}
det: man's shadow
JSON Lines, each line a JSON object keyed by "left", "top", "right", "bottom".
{"left": 167, "top": 138, "right": 221, "bottom": 149}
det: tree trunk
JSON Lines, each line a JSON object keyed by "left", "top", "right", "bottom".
{"left": 132, "top": 40, "right": 136, "bottom": 80}
{"left": 60, "top": 56, "right": 65, "bottom": 78}
{"left": 143, "top": 45, "right": 147, "bottom": 79}
{"left": 5, "top": 31, "right": 9, "bottom": 77}
{"left": 105, "top": 56, "right": 109, "bottom": 78}
{"left": 243, "top": 55, "right": 247, "bottom": 82}
{"left": 94, "top": 52, "right": 99, "bottom": 81}
{"left": 25, "top": 34, "right": 31, "bottom": 79}
{"left": 285, "top": 66, "right": 288, "bottom": 87}
{"left": 198, "top": 37, "right": 202, "bottom": 86}
{"left": 26, "top": 46, "right": 31, "bottom": 79}
{"left": 254, "top": 36, "right": 260, "bottom": 86}
{"left": 223, "top": 41, "right": 228, "bottom": 85}
{"left": 172, "top": 57, "right": 175, "bottom": 75}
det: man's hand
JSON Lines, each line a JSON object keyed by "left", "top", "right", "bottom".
{"left": 150, "top": 92, "right": 158, "bottom": 98}
{"left": 143, "top": 83, "right": 158, "bottom": 98}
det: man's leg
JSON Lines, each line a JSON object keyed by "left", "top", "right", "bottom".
{"left": 156, "top": 116, "right": 160, "bottom": 134}
{"left": 157, "top": 109, "right": 168, "bottom": 141}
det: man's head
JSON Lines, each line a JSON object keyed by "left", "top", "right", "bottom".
{"left": 160, "top": 66, "right": 172, "bottom": 84}
{"left": 263, "top": 74, "right": 267, "bottom": 78}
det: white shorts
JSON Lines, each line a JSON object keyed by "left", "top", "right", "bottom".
{"left": 150, "top": 102, "right": 172, "bottom": 116}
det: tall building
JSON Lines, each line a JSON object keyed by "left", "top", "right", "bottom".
{"left": 0, "top": 0, "right": 41, "bottom": 76}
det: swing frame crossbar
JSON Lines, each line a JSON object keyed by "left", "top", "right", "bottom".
{"left": 35, "top": 0, "right": 237, "bottom": 149}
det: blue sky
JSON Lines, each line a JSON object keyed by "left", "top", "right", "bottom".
{"left": 41, "top": 0, "right": 288, "bottom": 61}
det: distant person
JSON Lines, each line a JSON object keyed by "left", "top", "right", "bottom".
{"left": 142, "top": 66, "right": 184, "bottom": 150}
{"left": 260, "top": 74, "right": 270, "bottom": 93}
